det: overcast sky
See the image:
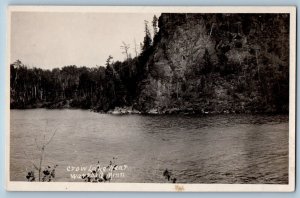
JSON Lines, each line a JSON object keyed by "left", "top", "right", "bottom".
{"left": 11, "top": 12, "right": 160, "bottom": 69}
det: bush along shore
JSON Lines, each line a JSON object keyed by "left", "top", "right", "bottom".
{"left": 10, "top": 14, "right": 289, "bottom": 115}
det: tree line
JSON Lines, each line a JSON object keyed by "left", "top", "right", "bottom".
{"left": 10, "top": 15, "right": 159, "bottom": 111}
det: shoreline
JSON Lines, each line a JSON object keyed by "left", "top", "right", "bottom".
{"left": 10, "top": 105, "right": 289, "bottom": 116}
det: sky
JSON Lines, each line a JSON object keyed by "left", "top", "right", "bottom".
{"left": 10, "top": 12, "right": 160, "bottom": 69}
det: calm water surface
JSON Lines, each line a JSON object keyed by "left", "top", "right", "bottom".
{"left": 10, "top": 109, "right": 288, "bottom": 184}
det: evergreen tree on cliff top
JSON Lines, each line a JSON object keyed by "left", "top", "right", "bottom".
{"left": 142, "top": 20, "right": 152, "bottom": 52}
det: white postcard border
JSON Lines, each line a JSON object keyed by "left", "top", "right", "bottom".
{"left": 5, "top": 5, "right": 296, "bottom": 192}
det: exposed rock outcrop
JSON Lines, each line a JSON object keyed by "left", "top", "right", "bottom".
{"left": 134, "top": 14, "right": 289, "bottom": 114}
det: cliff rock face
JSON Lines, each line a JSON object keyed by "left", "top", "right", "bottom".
{"left": 135, "top": 14, "right": 289, "bottom": 114}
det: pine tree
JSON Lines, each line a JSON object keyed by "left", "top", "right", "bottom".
{"left": 142, "top": 20, "right": 152, "bottom": 52}
{"left": 152, "top": 15, "right": 158, "bottom": 36}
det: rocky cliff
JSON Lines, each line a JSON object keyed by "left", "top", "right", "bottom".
{"left": 134, "top": 13, "right": 289, "bottom": 114}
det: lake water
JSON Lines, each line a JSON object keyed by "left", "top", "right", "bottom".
{"left": 10, "top": 109, "right": 289, "bottom": 184}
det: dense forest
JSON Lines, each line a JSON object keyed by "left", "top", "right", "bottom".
{"left": 10, "top": 54, "right": 149, "bottom": 111}
{"left": 10, "top": 13, "right": 289, "bottom": 114}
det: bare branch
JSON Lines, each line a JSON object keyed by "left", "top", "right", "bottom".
{"left": 34, "top": 138, "right": 41, "bottom": 150}
{"left": 23, "top": 151, "right": 39, "bottom": 171}
{"left": 120, "top": 42, "right": 130, "bottom": 59}
{"left": 45, "top": 129, "right": 57, "bottom": 146}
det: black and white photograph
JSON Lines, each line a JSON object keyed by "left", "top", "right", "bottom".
{"left": 6, "top": 6, "right": 296, "bottom": 191}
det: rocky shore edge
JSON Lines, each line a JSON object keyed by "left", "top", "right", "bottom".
{"left": 11, "top": 99, "right": 286, "bottom": 115}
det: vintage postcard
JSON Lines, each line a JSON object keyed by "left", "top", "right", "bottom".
{"left": 6, "top": 6, "right": 296, "bottom": 192}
